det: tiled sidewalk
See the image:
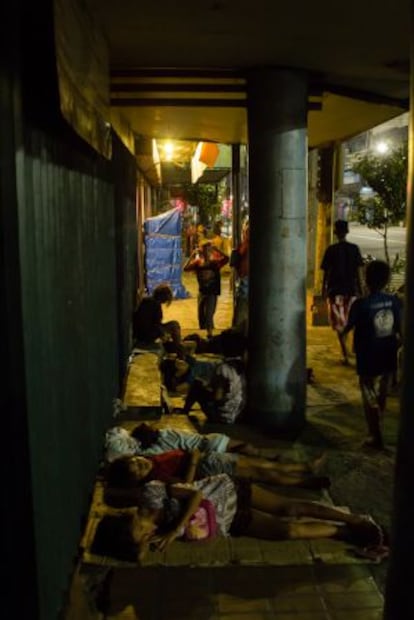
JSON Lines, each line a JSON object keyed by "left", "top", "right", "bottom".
{"left": 65, "top": 273, "right": 393, "bottom": 619}
{"left": 105, "top": 564, "right": 383, "bottom": 620}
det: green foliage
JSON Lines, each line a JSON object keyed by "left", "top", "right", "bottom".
{"left": 352, "top": 144, "right": 408, "bottom": 228}
{"left": 183, "top": 183, "right": 218, "bottom": 224}
{"left": 351, "top": 143, "right": 408, "bottom": 264}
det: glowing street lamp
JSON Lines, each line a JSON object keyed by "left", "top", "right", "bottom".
{"left": 374, "top": 141, "right": 390, "bottom": 154}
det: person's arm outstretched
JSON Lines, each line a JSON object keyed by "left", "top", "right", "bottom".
{"left": 150, "top": 484, "right": 203, "bottom": 551}
{"left": 184, "top": 449, "right": 203, "bottom": 483}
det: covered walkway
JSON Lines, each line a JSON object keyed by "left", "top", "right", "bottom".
{"left": 65, "top": 273, "right": 399, "bottom": 619}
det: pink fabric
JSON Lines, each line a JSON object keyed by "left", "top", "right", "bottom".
{"left": 184, "top": 499, "right": 218, "bottom": 541}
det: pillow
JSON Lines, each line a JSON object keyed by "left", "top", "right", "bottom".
{"left": 105, "top": 427, "right": 139, "bottom": 462}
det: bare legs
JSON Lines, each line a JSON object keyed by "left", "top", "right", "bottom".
{"left": 234, "top": 455, "right": 330, "bottom": 489}
{"left": 243, "top": 485, "right": 380, "bottom": 545}
{"left": 337, "top": 331, "right": 349, "bottom": 365}
{"left": 359, "top": 374, "right": 391, "bottom": 449}
{"left": 227, "top": 439, "right": 263, "bottom": 457}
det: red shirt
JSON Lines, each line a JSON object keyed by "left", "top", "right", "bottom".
{"left": 148, "top": 450, "right": 190, "bottom": 482}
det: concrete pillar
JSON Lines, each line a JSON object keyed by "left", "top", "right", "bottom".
{"left": 384, "top": 9, "right": 414, "bottom": 617}
{"left": 246, "top": 68, "right": 308, "bottom": 432}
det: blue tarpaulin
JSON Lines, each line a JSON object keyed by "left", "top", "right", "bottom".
{"left": 144, "top": 207, "right": 189, "bottom": 298}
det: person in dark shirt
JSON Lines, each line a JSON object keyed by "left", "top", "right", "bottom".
{"left": 132, "top": 283, "right": 182, "bottom": 351}
{"left": 320, "top": 219, "right": 364, "bottom": 364}
{"left": 342, "top": 260, "right": 402, "bottom": 450}
{"left": 231, "top": 222, "right": 249, "bottom": 332}
{"left": 184, "top": 240, "right": 228, "bottom": 337}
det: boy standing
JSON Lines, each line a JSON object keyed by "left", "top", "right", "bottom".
{"left": 184, "top": 240, "right": 228, "bottom": 338}
{"left": 342, "top": 261, "right": 402, "bottom": 450}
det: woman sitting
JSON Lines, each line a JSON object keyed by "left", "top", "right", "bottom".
{"left": 103, "top": 449, "right": 329, "bottom": 506}
{"left": 92, "top": 473, "right": 387, "bottom": 562}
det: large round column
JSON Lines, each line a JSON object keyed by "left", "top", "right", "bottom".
{"left": 246, "top": 68, "right": 308, "bottom": 433}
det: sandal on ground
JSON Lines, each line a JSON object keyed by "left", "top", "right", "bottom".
{"left": 349, "top": 515, "right": 389, "bottom": 549}
{"left": 344, "top": 517, "right": 388, "bottom": 548}
{"left": 352, "top": 544, "right": 390, "bottom": 562}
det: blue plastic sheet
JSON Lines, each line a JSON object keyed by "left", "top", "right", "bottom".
{"left": 144, "top": 207, "right": 189, "bottom": 298}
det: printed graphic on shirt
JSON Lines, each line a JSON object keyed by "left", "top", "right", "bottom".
{"left": 373, "top": 308, "right": 394, "bottom": 338}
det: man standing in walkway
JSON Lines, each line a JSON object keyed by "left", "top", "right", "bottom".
{"left": 184, "top": 239, "right": 228, "bottom": 338}
{"left": 320, "top": 219, "right": 364, "bottom": 365}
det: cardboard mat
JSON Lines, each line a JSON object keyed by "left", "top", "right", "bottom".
{"left": 80, "top": 480, "right": 374, "bottom": 570}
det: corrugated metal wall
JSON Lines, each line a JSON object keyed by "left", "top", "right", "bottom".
{"left": 113, "top": 133, "right": 139, "bottom": 385}
{"left": 17, "top": 124, "right": 137, "bottom": 618}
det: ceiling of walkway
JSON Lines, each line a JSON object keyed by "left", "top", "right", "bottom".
{"left": 88, "top": 0, "right": 410, "bottom": 148}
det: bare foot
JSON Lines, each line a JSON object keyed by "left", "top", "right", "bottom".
{"left": 310, "top": 452, "right": 328, "bottom": 474}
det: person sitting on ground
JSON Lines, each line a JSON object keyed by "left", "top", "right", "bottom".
{"left": 341, "top": 260, "right": 402, "bottom": 450}
{"left": 92, "top": 472, "right": 388, "bottom": 562}
{"left": 160, "top": 352, "right": 220, "bottom": 395}
{"left": 105, "top": 424, "right": 266, "bottom": 462}
{"left": 183, "top": 325, "right": 247, "bottom": 357}
{"left": 173, "top": 357, "right": 246, "bottom": 424}
{"left": 231, "top": 221, "right": 249, "bottom": 332}
{"left": 132, "top": 283, "right": 182, "bottom": 353}
{"left": 104, "top": 450, "right": 330, "bottom": 508}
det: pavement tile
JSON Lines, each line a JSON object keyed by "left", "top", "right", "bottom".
{"left": 259, "top": 540, "right": 313, "bottom": 565}
{"left": 217, "top": 614, "right": 275, "bottom": 620}
{"left": 229, "top": 537, "right": 264, "bottom": 564}
{"left": 314, "top": 565, "right": 380, "bottom": 593}
{"left": 324, "top": 591, "right": 383, "bottom": 610}
{"left": 330, "top": 610, "right": 383, "bottom": 620}
{"left": 220, "top": 614, "right": 329, "bottom": 620}
{"left": 310, "top": 539, "right": 369, "bottom": 565}
{"left": 217, "top": 593, "right": 272, "bottom": 613}
{"left": 162, "top": 539, "right": 233, "bottom": 566}
{"left": 161, "top": 595, "right": 217, "bottom": 615}
{"left": 271, "top": 593, "right": 326, "bottom": 613}
{"left": 163, "top": 567, "right": 214, "bottom": 593}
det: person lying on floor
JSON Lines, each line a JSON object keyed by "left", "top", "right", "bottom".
{"left": 182, "top": 326, "right": 247, "bottom": 357}
{"left": 105, "top": 424, "right": 266, "bottom": 462}
{"left": 103, "top": 450, "right": 329, "bottom": 506}
{"left": 92, "top": 473, "right": 388, "bottom": 563}
{"left": 161, "top": 356, "right": 246, "bottom": 424}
